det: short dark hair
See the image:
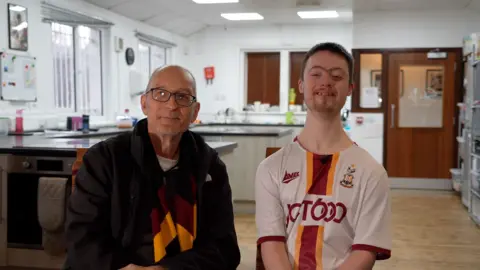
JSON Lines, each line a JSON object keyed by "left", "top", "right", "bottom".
{"left": 300, "top": 42, "right": 354, "bottom": 83}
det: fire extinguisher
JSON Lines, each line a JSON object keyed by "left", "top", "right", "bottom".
{"left": 204, "top": 66, "right": 215, "bottom": 85}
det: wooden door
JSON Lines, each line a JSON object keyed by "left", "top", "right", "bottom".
{"left": 386, "top": 52, "right": 457, "bottom": 179}
{"left": 247, "top": 52, "right": 280, "bottom": 105}
{"left": 290, "top": 52, "right": 306, "bottom": 105}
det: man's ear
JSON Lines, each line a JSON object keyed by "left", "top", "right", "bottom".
{"left": 191, "top": 102, "right": 201, "bottom": 123}
{"left": 348, "top": 83, "right": 353, "bottom": 96}
{"left": 298, "top": 79, "right": 304, "bottom": 94}
{"left": 141, "top": 94, "right": 148, "bottom": 115}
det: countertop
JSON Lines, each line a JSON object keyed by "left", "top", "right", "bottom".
{"left": 188, "top": 126, "right": 294, "bottom": 137}
{"left": 7, "top": 124, "right": 295, "bottom": 139}
{"left": 192, "top": 122, "right": 305, "bottom": 127}
{"left": 0, "top": 135, "right": 238, "bottom": 157}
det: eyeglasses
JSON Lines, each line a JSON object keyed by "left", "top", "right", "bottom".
{"left": 147, "top": 87, "right": 197, "bottom": 107}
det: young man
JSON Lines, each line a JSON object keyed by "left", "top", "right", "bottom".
{"left": 65, "top": 66, "right": 241, "bottom": 269}
{"left": 255, "top": 43, "right": 391, "bottom": 270}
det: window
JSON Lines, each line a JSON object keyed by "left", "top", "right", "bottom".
{"left": 351, "top": 50, "right": 384, "bottom": 113}
{"left": 289, "top": 51, "right": 307, "bottom": 106}
{"left": 52, "top": 22, "right": 103, "bottom": 115}
{"left": 246, "top": 52, "right": 280, "bottom": 106}
{"left": 138, "top": 42, "right": 167, "bottom": 75}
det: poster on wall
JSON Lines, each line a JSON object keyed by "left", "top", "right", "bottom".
{"left": 425, "top": 69, "right": 443, "bottom": 99}
{"left": 7, "top": 3, "right": 28, "bottom": 51}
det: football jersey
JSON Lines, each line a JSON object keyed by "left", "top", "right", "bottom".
{"left": 255, "top": 139, "right": 392, "bottom": 270}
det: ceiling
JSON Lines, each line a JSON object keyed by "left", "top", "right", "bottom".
{"left": 84, "top": 0, "right": 480, "bottom": 37}
{"left": 84, "top": 0, "right": 353, "bottom": 36}
{"left": 353, "top": 0, "right": 479, "bottom": 11}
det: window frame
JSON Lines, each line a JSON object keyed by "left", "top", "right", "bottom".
{"left": 351, "top": 49, "right": 387, "bottom": 113}
{"left": 51, "top": 22, "right": 105, "bottom": 116}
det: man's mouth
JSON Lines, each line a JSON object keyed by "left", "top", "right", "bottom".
{"left": 314, "top": 91, "right": 336, "bottom": 97}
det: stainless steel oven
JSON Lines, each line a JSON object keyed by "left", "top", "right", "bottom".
{"left": 0, "top": 154, "right": 75, "bottom": 268}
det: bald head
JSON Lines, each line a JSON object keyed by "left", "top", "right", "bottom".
{"left": 141, "top": 64, "right": 201, "bottom": 137}
{"left": 146, "top": 65, "right": 197, "bottom": 96}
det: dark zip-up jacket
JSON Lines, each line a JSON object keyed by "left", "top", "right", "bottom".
{"left": 64, "top": 119, "right": 241, "bottom": 269}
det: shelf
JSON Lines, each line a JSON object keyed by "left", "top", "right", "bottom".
{"left": 472, "top": 153, "right": 480, "bottom": 159}
{"left": 469, "top": 213, "right": 480, "bottom": 226}
{"left": 472, "top": 189, "right": 480, "bottom": 200}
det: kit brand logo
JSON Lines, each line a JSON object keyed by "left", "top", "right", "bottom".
{"left": 282, "top": 171, "right": 300, "bottom": 184}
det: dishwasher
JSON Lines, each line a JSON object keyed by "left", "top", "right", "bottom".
{"left": 0, "top": 153, "right": 75, "bottom": 268}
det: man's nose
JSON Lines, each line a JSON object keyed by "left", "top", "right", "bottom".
{"left": 165, "top": 95, "right": 178, "bottom": 109}
{"left": 318, "top": 73, "right": 334, "bottom": 86}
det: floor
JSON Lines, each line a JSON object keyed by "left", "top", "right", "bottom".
{"left": 235, "top": 189, "right": 480, "bottom": 270}
{"left": 0, "top": 190, "right": 478, "bottom": 270}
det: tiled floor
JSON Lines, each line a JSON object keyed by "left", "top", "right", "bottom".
{"left": 235, "top": 189, "right": 480, "bottom": 270}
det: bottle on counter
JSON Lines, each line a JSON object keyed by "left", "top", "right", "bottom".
{"left": 82, "top": 114, "right": 90, "bottom": 132}
{"left": 15, "top": 109, "right": 24, "bottom": 133}
{"left": 116, "top": 109, "right": 133, "bottom": 129}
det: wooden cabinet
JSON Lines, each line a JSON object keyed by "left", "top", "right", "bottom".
{"left": 246, "top": 52, "right": 280, "bottom": 105}
{"left": 290, "top": 51, "right": 307, "bottom": 105}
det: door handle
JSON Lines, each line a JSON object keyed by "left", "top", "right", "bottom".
{"left": 390, "top": 104, "right": 395, "bottom": 128}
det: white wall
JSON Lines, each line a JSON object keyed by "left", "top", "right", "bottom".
{"left": 185, "top": 23, "right": 353, "bottom": 119}
{"left": 354, "top": 10, "right": 480, "bottom": 48}
{"left": 0, "top": 0, "right": 186, "bottom": 130}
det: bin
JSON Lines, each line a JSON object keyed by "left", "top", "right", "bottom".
{"left": 450, "top": 168, "right": 462, "bottom": 192}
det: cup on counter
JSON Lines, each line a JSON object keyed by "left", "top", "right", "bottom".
{"left": 0, "top": 117, "right": 10, "bottom": 136}
{"left": 253, "top": 101, "right": 261, "bottom": 112}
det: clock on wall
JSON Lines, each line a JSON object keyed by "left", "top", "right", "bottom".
{"left": 125, "top": 47, "right": 135, "bottom": 65}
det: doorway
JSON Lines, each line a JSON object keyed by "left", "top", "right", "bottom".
{"left": 386, "top": 52, "right": 457, "bottom": 179}
{"left": 351, "top": 48, "right": 463, "bottom": 180}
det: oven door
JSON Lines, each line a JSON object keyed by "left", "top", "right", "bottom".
{"left": 5, "top": 172, "right": 72, "bottom": 268}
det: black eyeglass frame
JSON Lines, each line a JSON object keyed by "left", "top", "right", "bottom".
{"left": 146, "top": 87, "right": 197, "bottom": 107}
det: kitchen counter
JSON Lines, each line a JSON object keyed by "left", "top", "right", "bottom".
{"left": 12, "top": 125, "right": 295, "bottom": 138}
{"left": 192, "top": 122, "right": 305, "bottom": 127}
{"left": 189, "top": 126, "right": 294, "bottom": 137}
{"left": 0, "top": 135, "right": 238, "bottom": 157}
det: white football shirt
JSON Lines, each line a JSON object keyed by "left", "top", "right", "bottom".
{"left": 255, "top": 139, "right": 392, "bottom": 270}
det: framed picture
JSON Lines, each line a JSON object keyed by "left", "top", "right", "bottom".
{"left": 425, "top": 69, "right": 443, "bottom": 97}
{"left": 7, "top": 3, "right": 28, "bottom": 51}
{"left": 370, "top": 70, "right": 382, "bottom": 89}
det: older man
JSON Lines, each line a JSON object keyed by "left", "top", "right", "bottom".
{"left": 65, "top": 66, "right": 241, "bottom": 270}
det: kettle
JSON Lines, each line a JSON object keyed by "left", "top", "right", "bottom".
{"left": 341, "top": 109, "right": 349, "bottom": 122}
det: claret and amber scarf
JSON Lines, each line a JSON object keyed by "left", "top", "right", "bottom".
{"left": 150, "top": 139, "right": 199, "bottom": 263}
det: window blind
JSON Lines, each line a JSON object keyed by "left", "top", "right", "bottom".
{"left": 41, "top": 1, "right": 114, "bottom": 28}
{"left": 135, "top": 31, "right": 176, "bottom": 48}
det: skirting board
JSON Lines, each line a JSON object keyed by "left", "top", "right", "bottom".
{"left": 389, "top": 177, "right": 452, "bottom": 190}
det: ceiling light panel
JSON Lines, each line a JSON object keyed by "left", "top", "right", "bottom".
{"left": 221, "top": 12, "right": 264, "bottom": 20}
{"left": 297, "top": 10, "right": 339, "bottom": 19}
{"left": 192, "top": 0, "right": 239, "bottom": 3}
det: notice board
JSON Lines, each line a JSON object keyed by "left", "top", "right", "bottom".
{"left": 0, "top": 52, "right": 37, "bottom": 101}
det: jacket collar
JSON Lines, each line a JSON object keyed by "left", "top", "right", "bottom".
{"left": 130, "top": 118, "right": 214, "bottom": 183}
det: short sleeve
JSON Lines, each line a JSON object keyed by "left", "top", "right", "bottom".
{"left": 255, "top": 160, "right": 286, "bottom": 245}
{"left": 352, "top": 169, "right": 392, "bottom": 260}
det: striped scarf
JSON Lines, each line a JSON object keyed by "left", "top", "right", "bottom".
{"left": 151, "top": 173, "right": 197, "bottom": 262}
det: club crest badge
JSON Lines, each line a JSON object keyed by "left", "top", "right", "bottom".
{"left": 340, "top": 164, "right": 355, "bottom": 188}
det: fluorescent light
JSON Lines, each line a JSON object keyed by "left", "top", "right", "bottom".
{"left": 221, "top": 12, "right": 264, "bottom": 21}
{"left": 12, "top": 22, "right": 28, "bottom": 31}
{"left": 192, "top": 0, "right": 238, "bottom": 3}
{"left": 9, "top": 5, "right": 26, "bottom": 12}
{"left": 297, "top": 10, "right": 339, "bottom": 19}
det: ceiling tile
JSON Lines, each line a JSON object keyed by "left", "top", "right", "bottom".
{"left": 109, "top": 0, "right": 167, "bottom": 21}
{"left": 84, "top": 0, "right": 130, "bottom": 9}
